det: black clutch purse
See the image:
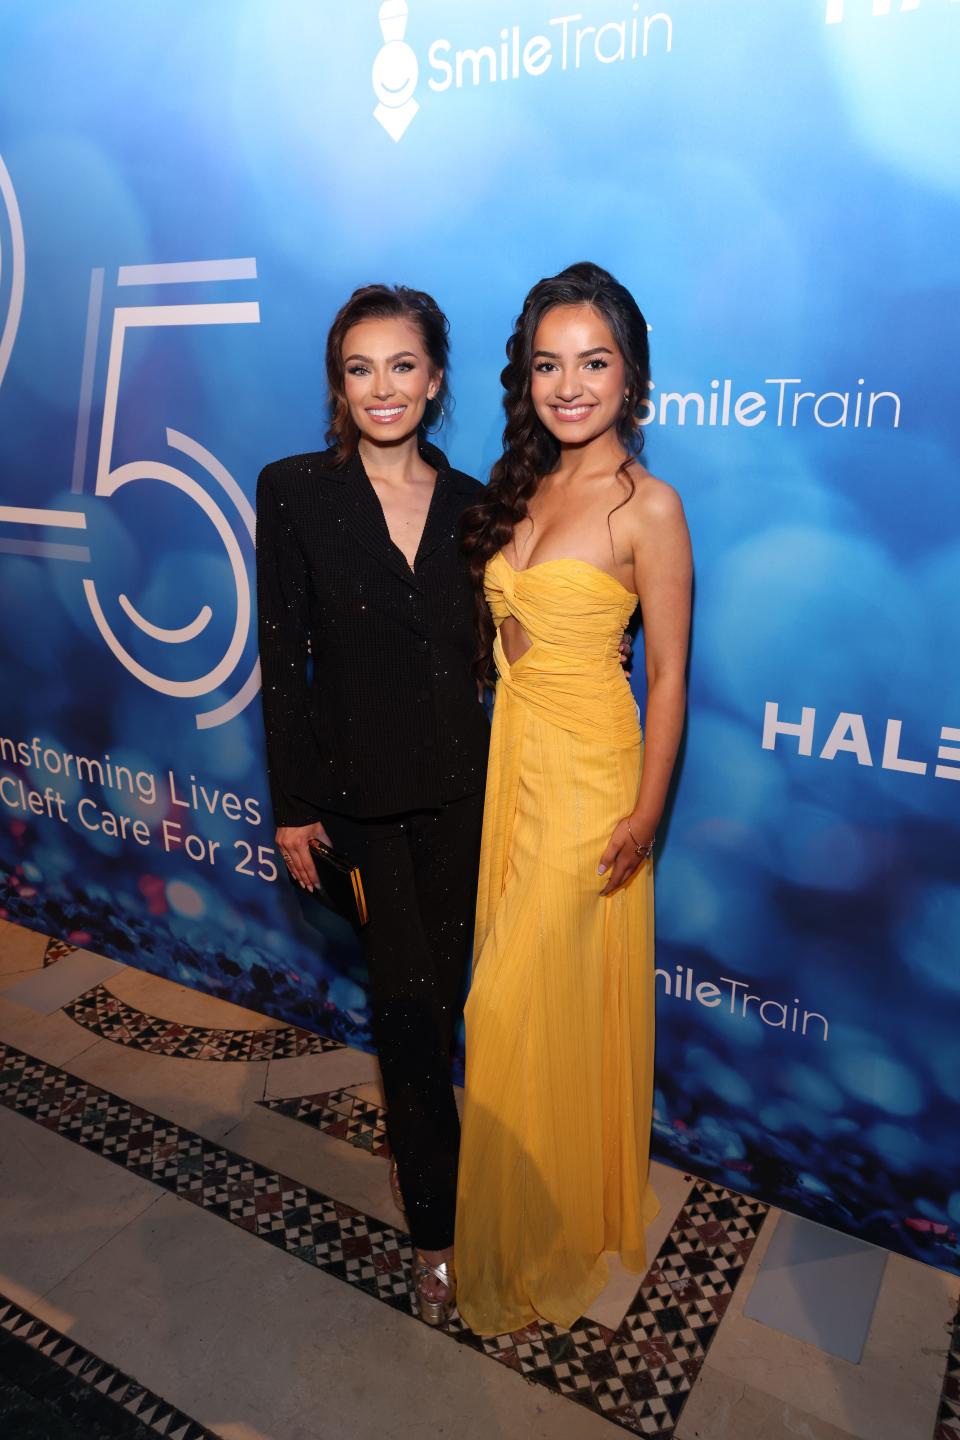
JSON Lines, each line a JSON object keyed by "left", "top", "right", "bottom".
{"left": 307, "top": 837, "right": 369, "bottom": 927}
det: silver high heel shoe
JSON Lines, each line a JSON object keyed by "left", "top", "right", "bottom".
{"left": 412, "top": 1251, "right": 456, "bottom": 1327}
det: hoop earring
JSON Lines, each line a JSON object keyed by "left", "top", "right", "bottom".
{"left": 427, "top": 397, "right": 446, "bottom": 432}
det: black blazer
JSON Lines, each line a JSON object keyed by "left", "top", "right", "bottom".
{"left": 255, "top": 440, "right": 489, "bottom": 824}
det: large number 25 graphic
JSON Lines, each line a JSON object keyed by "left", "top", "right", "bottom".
{"left": 0, "top": 153, "right": 261, "bottom": 731}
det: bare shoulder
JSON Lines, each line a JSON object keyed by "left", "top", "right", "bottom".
{"left": 624, "top": 463, "right": 688, "bottom": 533}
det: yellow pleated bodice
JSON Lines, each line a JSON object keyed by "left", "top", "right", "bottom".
{"left": 486, "top": 551, "right": 641, "bottom": 747}
{"left": 456, "top": 552, "right": 659, "bottom": 1337}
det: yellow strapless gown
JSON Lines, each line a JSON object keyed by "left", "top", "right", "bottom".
{"left": 455, "top": 552, "right": 660, "bottom": 1337}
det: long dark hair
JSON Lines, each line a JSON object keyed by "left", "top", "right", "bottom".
{"left": 461, "top": 261, "right": 651, "bottom": 684}
{"left": 325, "top": 283, "right": 450, "bottom": 466}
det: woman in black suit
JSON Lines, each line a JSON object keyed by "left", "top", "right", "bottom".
{"left": 255, "top": 285, "right": 488, "bottom": 1324}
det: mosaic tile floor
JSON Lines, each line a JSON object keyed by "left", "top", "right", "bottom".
{"left": 261, "top": 1086, "right": 391, "bottom": 1156}
{"left": 262, "top": 1086, "right": 758, "bottom": 1430}
{"left": 62, "top": 982, "right": 343, "bottom": 1061}
{"left": 0, "top": 1038, "right": 769, "bottom": 1438}
{"left": 0, "top": 1292, "right": 214, "bottom": 1439}
{"left": 44, "top": 938, "right": 78, "bottom": 967}
{"left": 257, "top": 1074, "right": 755, "bottom": 1408}
{"left": 447, "top": 1180, "right": 762, "bottom": 1434}
{"left": 937, "top": 1297, "right": 960, "bottom": 1440}
{"left": 10, "top": 930, "right": 957, "bottom": 1438}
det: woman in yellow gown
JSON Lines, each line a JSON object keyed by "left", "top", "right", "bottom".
{"left": 456, "top": 263, "right": 692, "bottom": 1336}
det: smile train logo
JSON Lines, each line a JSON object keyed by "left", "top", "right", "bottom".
{"left": 372, "top": 0, "right": 420, "bottom": 142}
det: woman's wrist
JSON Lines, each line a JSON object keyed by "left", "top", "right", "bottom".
{"left": 628, "top": 809, "right": 658, "bottom": 840}
{"left": 625, "top": 817, "right": 656, "bottom": 858}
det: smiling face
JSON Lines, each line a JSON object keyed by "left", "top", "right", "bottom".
{"left": 341, "top": 316, "right": 440, "bottom": 444}
{"left": 530, "top": 303, "right": 627, "bottom": 446}
{"left": 372, "top": 40, "right": 419, "bottom": 108}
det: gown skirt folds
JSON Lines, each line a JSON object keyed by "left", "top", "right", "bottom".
{"left": 455, "top": 553, "right": 660, "bottom": 1337}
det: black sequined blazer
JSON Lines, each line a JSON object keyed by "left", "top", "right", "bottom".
{"left": 255, "top": 441, "right": 489, "bottom": 825}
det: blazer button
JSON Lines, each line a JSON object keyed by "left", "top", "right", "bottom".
{"left": 416, "top": 638, "right": 429, "bottom": 652}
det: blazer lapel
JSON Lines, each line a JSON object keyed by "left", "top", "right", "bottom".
{"left": 324, "top": 450, "right": 419, "bottom": 589}
{"left": 414, "top": 442, "right": 468, "bottom": 570}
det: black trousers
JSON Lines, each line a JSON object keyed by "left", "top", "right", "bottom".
{"left": 320, "top": 791, "right": 484, "bottom": 1251}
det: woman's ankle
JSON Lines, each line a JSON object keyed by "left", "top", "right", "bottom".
{"left": 418, "top": 1244, "right": 453, "bottom": 1263}
{"left": 415, "top": 1245, "right": 455, "bottom": 1297}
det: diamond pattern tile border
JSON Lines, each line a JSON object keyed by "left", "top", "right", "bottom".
{"left": 62, "top": 983, "right": 343, "bottom": 1061}
{"left": 0, "top": 1290, "right": 216, "bottom": 1439}
{"left": 261, "top": 1087, "right": 391, "bottom": 1156}
{"left": 0, "top": 1041, "right": 769, "bottom": 1437}
{"left": 936, "top": 1295, "right": 960, "bottom": 1440}
{"left": 44, "top": 937, "right": 78, "bottom": 966}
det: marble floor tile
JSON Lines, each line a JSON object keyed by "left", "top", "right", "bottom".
{"left": 62, "top": 1036, "right": 268, "bottom": 1142}
{"left": 676, "top": 1367, "right": 861, "bottom": 1440}
{"left": 35, "top": 1190, "right": 617, "bottom": 1440}
{"left": 697, "top": 1207, "right": 957, "bottom": 1440}
{"left": 105, "top": 967, "right": 282, "bottom": 1032}
{"left": 2, "top": 1043, "right": 768, "bottom": 1436}
{"left": 0, "top": 923, "right": 951, "bottom": 1440}
{"left": 0, "top": 1105, "right": 160, "bottom": 1311}
{"left": 1, "top": 949, "right": 124, "bottom": 1013}
{"left": 223, "top": 1099, "right": 404, "bottom": 1230}
{"left": 0, "top": 919, "right": 48, "bottom": 976}
{"left": 0, "top": 993, "right": 103, "bottom": 1067}
{"left": 264, "top": 1043, "right": 381, "bottom": 1098}
{"left": 63, "top": 981, "right": 340, "bottom": 1063}
{"left": 0, "top": 964, "right": 43, "bottom": 994}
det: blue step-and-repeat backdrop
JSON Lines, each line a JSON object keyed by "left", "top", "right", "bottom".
{"left": 1, "top": 1, "right": 958, "bottom": 1274}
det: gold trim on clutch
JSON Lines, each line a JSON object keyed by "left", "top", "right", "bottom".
{"left": 351, "top": 869, "right": 368, "bottom": 926}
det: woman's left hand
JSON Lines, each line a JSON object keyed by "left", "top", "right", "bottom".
{"left": 597, "top": 816, "right": 653, "bottom": 897}
{"left": 618, "top": 631, "right": 633, "bottom": 675}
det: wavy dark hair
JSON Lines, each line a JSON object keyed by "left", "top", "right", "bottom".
{"left": 325, "top": 283, "right": 450, "bottom": 466}
{"left": 461, "top": 261, "right": 651, "bottom": 684}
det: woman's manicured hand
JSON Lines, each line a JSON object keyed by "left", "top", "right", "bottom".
{"left": 618, "top": 631, "right": 633, "bottom": 676}
{"left": 276, "top": 820, "right": 331, "bottom": 892}
{"left": 597, "top": 816, "right": 653, "bottom": 897}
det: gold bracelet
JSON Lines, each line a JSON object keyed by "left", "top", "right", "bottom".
{"left": 626, "top": 819, "right": 655, "bottom": 858}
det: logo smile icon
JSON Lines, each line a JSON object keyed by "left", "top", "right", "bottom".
{"left": 372, "top": 0, "right": 420, "bottom": 142}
